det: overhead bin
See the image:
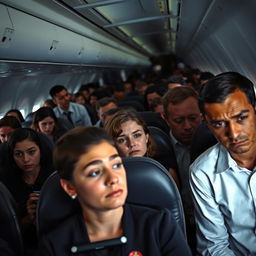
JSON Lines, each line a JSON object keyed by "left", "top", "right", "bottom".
{"left": 0, "top": 3, "right": 150, "bottom": 67}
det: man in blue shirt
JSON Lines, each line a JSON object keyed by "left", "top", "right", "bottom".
{"left": 190, "top": 72, "right": 256, "bottom": 255}
{"left": 49, "top": 85, "right": 92, "bottom": 128}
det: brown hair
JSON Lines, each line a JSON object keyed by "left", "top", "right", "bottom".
{"left": 105, "top": 109, "right": 157, "bottom": 157}
{"left": 162, "top": 86, "right": 199, "bottom": 116}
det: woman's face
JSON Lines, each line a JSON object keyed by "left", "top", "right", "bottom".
{"left": 38, "top": 116, "right": 55, "bottom": 136}
{"left": 67, "top": 141, "right": 127, "bottom": 212}
{"left": 115, "top": 120, "right": 149, "bottom": 157}
{"left": 13, "top": 139, "right": 41, "bottom": 173}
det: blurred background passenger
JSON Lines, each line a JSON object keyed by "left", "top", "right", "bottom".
{"left": 42, "top": 99, "right": 56, "bottom": 109}
{"left": 0, "top": 116, "right": 21, "bottom": 143}
{"left": 31, "top": 107, "right": 68, "bottom": 142}
{"left": 0, "top": 128, "right": 53, "bottom": 251}
{"left": 105, "top": 109, "right": 179, "bottom": 186}
{"left": 5, "top": 109, "right": 25, "bottom": 124}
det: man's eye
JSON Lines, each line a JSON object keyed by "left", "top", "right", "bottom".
{"left": 211, "top": 121, "right": 224, "bottom": 128}
{"left": 237, "top": 115, "right": 248, "bottom": 122}
{"left": 174, "top": 118, "right": 183, "bottom": 124}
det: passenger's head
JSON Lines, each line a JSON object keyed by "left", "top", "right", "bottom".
{"left": 5, "top": 109, "right": 24, "bottom": 123}
{"left": 49, "top": 85, "right": 70, "bottom": 111}
{"left": 144, "top": 85, "right": 167, "bottom": 109}
{"left": 42, "top": 99, "right": 56, "bottom": 108}
{"left": 167, "top": 75, "right": 185, "bottom": 89}
{"left": 54, "top": 127, "right": 127, "bottom": 212}
{"left": 0, "top": 116, "right": 21, "bottom": 143}
{"left": 105, "top": 109, "right": 156, "bottom": 157}
{"left": 73, "top": 92, "right": 86, "bottom": 105}
{"left": 163, "top": 86, "right": 202, "bottom": 145}
{"left": 149, "top": 97, "right": 165, "bottom": 119}
{"left": 96, "top": 97, "right": 118, "bottom": 121}
{"left": 31, "top": 107, "right": 59, "bottom": 137}
{"left": 8, "top": 128, "right": 41, "bottom": 173}
{"left": 199, "top": 72, "right": 256, "bottom": 156}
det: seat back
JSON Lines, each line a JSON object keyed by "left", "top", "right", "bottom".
{"left": 148, "top": 126, "right": 179, "bottom": 171}
{"left": 139, "top": 111, "right": 170, "bottom": 134}
{"left": 0, "top": 182, "right": 24, "bottom": 256}
{"left": 37, "top": 157, "right": 186, "bottom": 237}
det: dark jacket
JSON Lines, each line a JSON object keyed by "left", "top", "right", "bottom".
{"left": 38, "top": 204, "right": 192, "bottom": 256}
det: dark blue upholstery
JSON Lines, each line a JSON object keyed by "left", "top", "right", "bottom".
{"left": 0, "top": 182, "right": 24, "bottom": 256}
{"left": 37, "top": 157, "right": 186, "bottom": 237}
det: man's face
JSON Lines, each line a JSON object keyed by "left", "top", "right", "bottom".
{"left": 204, "top": 90, "right": 256, "bottom": 156}
{"left": 0, "top": 126, "right": 15, "bottom": 143}
{"left": 165, "top": 97, "right": 201, "bottom": 145}
{"left": 98, "top": 102, "right": 117, "bottom": 121}
{"left": 53, "top": 89, "right": 70, "bottom": 111}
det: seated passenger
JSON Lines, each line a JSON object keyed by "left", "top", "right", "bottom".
{"left": 0, "top": 116, "right": 21, "bottom": 143}
{"left": 31, "top": 107, "right": 68, "bottom": 142}
{"left": 104, "top": 109, "right": 180, "bottom": 186}
{"left": 49, "top": 85, "right": 92, "bottom": 127}
{"left": 5, "top": 109, "right": 25, "bottom": 124}
{"left": 0, "top": 128, "right": 53, "bottom": 249}
{"left": 38, "top": 126, "right": 191, "bottom": 256}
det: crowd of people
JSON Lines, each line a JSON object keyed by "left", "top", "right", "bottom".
{"left": 0, "top": 64, "right": 255, "bottom": 256}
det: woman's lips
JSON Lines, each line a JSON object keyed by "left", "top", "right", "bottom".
{"left": 106, "top": 189, "right": 123, "bottom": 198}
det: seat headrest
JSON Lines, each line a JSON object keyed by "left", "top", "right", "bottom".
{"left": 37, "top": 157, "right": 186, "bottom": 237}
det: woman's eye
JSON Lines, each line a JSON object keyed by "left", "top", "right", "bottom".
{"left": 113, "top": 162, "right": 123, "bottom": 169}
{"left": 134, "top": 133, "right": 142, "bottom": 138}
{"left": 27, "top": 149, "right": 36, "bottom": 155}
{"left": 87, "top": 170, "right": 100, "bottom": 177}
{"left": 14, "top": 152, "right": 23, "bottom": 158}
{"left": 117, "top": 138, "right": 125, "bottom": 144}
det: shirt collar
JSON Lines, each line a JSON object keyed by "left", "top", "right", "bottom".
{"left": 56, "top": 104, "right": 72, "bottom": 114}
{"left": 215, "top": 144, "right": 245, "bottom": 173}
{"left": 169, "top": 130, "right": 190, "bottom": 149}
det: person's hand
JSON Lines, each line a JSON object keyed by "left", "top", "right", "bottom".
{"left": 26, "top": 192, "right": 40, "bottom": 224}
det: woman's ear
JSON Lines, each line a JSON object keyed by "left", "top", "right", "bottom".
{"left": 60, "top": 178, "right": 77, "bottom": 198}
{"left": 145, "top": 133, "right": 149, "bottom": 144}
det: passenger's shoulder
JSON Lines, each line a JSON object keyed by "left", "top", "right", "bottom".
{"left": 190, "top": 143, "right": 221, "bottom": 172}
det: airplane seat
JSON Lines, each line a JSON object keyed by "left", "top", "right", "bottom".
{"left": 37, "top": 157, "right": 186, "bottom": 238}
{"left": 139, "top": 111, "right": 170, "bottom": 134}
{"left": 190, "top": 121, "right": 217, "bottom": 163}
{"left": 148, "top": 126, "right": 179, "bottom": 172}
{"left": 118, "top": 100, "right": 145, "bottom": 112}
{"left": 0, "top": 182, "right": 24, "bottom": 256}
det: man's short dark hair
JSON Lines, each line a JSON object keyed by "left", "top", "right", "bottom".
{"left": 96, "top": 97, "right": 117, "bottom": 112}
{"left": 0, "top": 116, "right": 21, "bottom": 129}
{"left": 199, "top": 72, "right": 256, "bottom": 114}
{"left": 49, "top": 85, "right": 67, "bottom": 98}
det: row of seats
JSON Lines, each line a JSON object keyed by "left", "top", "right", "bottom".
{"left": 0, "top": 156, "right": 185, "bottom": 256}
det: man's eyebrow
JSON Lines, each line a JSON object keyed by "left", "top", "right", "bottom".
{"left": 231, "top": 110, "right": 249, "bottom": 119}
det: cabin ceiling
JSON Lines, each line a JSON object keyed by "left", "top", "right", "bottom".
{"left": 51, "top": 0, "right": 180, "bottom": 57}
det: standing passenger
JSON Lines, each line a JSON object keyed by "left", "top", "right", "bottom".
{"left": 190, "top": 72, "right": 256, "bottom": 255}
{"left": 49, "top": 85, "right": 92, "bottom": 128}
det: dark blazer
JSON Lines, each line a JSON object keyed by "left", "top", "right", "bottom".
{"left": 38, "top": 204, "right": 192, "bottom": 256}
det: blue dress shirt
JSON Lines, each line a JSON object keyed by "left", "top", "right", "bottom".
{"left": 54, "top": 102, "right": 92, "bottom": 127}
{"left": 190, "top": 143, "right": 256, "bottom": 256}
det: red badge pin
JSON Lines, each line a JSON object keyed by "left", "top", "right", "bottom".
{"left": 128, "top": 251, "right": 143, "bottom": 256}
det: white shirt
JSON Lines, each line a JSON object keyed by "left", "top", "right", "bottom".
{"left": 190, "top": 143, "right": 256, "bottom": 256}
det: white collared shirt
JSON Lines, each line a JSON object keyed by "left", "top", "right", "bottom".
{"left": 190, "top": 143, "right": 256, "bottom": 255}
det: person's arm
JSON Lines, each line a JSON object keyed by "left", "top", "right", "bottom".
{"left": 190, "top": 167, "right": 235, "bottom": 256}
